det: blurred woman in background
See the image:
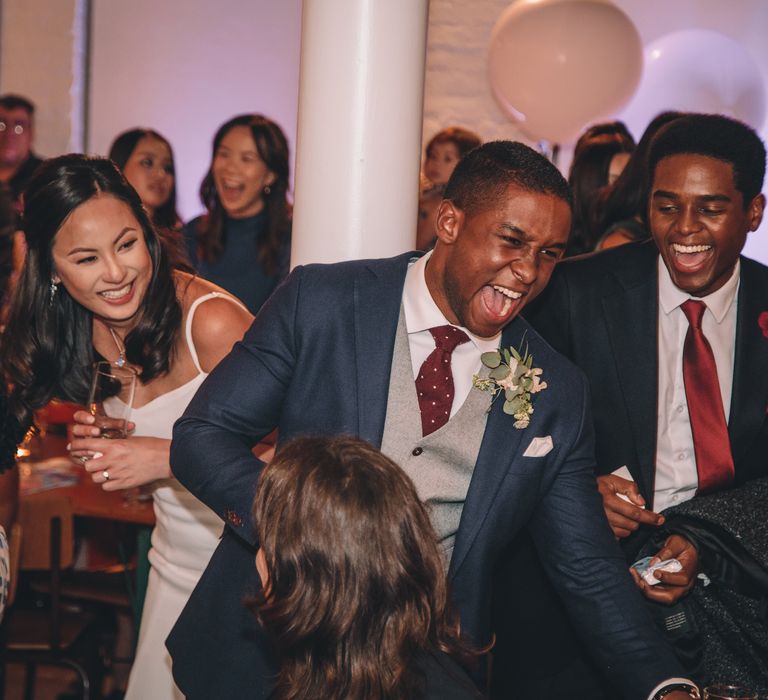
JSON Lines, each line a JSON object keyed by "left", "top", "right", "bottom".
{"left": 417, "top": 126, "right": 481, "bottom": 250}
{"left": 184, "top": 114, "right": 291, "bottom": 315}
{"left": 109, "top": 128, "right": 190, "bottom": 269}
{"left": 593, "top": 111, "right": 685, "bottom": 250}
{"left": 567, "top": 121, "right": 635, "bottom": 256}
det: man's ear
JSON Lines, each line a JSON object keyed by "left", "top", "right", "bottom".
{"left": 435, "top": 199, "right": 464, "bottom": 245}
{"left": 747, "top": 192, "right": 765, "bottom": 232}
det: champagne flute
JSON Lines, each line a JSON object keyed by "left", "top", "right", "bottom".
{"left": 88, "top": 361, "right": 137, "bottom": 439}
{"left": 704, "top": 685, "right": 758, "bottom": 700}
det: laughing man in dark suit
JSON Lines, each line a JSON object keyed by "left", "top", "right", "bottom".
{"left": 167, "top": 141, "right": 695, "bottom": 700}
{"left": 505, "top": 113, "right": 768, "bottom": 696}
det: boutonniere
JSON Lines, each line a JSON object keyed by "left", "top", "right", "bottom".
{"left": 472, "top": 342, "right": 547, "bottom": 429}
{"left": 759, "top": 311, "right": 768, "bottom": 338}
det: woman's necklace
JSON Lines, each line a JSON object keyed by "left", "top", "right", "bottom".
{"left": 107, "top": 326, "right": 127, "bottom": 368}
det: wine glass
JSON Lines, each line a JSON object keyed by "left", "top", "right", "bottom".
{"left": 88, "top": 361, "right": 137, "bottom": 439}
{"left": 703, "top": 685, "right": 758, "bottom": 700}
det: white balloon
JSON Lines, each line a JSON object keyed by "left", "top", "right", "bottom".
{"left": 488, "top": 0, "right": 643, "bottom": 144}
{"left": 619, "top": 29, "right": 766, "bottom": 136}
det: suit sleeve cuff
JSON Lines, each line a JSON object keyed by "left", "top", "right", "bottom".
{"left": 647, "top": 678, "right": 699, "bottom": 700}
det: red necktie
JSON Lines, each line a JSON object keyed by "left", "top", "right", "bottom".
{"left": 415, "top": 325, "right": 469, "bottom": 436}
{"left": 680, "top": 300, "right": 735, "bottom": 494}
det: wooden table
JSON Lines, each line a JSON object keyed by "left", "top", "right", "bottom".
{"left": 19, "top": 434, "right": 155, "bottom": 526}
{"left": 19, "top": 433, "right": 155, "bottom": 631}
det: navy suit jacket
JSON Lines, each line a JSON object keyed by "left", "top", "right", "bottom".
{"left": 167, "top": 252, "right": 684, "bottom": 699}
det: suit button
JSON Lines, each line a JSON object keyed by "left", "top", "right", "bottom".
{"left": 412, "top": 447, "right": 423, "bottom": 456}
{"left": 225, "top": 509, "right": 243, "bottom": 526}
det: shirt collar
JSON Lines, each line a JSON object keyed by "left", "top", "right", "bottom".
{"left": 658, "top": 255, "right": 740, "bottom": 323}
{"left": 403, "top": 250, "right": 501, "bottom": 353}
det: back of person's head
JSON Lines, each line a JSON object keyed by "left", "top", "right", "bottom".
{"left": 253, "top": 436, "right": 468, "bottom": 700}
{"left": 444, "top": 140, "right": 571, "bottom": 217}
{"left": 108, "top": 127, "right": 181, "bottom": 232}
{"left": 647, "top": 113, "right": 766, "bottom": 207}
{"left": 0, "top": 94, "right": 35, "bottom": 117}
{"left": 594, "top": 111, "right": 686, "bottom": 238}
{"left": 573, "top": 120, "right": 634, "bottom": 161}
{"left": 426, "top": 126, "right": 482, "bottom": 160}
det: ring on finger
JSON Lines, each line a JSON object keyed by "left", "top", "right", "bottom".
{"left": 79, "top": 455, "right": 89, "bottom": 465}
{"left": 102, "top": 470, "right": 110, "bottom": 482}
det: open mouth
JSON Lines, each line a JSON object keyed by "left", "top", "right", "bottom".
{"left": 220, "top": 179, "right": 245, "bottom": 200}
{"left": 671, "top": 242, "right": 713, "bottom": 269}
{"left": 99, "top": 281, "right": 134, "bottom": 304}
{"left": 480, "top": 284, "right": 524, "bottom": 321}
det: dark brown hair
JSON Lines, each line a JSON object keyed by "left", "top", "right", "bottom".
{"left": 108, "top": 128, "right": 180, "bottom": 230}
{"left": 196, "top": 114, "right": 291, "bottom": 275}
{"left": 252, "top": 436, "right": 473, "bottom": 700}
{"left": 1, "top": 154, "right": 181, "bottom": 431}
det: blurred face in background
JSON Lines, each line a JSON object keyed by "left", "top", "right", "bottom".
{"left": 608, "top": 151, "right": 631, "bottom": 184}
{"left": 425, "top": 141, "right": 461, "bottom": 186}
{"left": 212, "top": 125, "right": 276, "bottom": 219}
{"left": 122, "top": 135, "right": 174, "bottom": 218}
{"left": 0, "top": 106, "right": 32, "bottom": 169}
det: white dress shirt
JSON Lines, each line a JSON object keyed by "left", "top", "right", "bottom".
{"left": 402, "top": 251, "right": 500, "bottom": 414}
{"left": 654, "top": 257, "right": 739, "bottom": 512}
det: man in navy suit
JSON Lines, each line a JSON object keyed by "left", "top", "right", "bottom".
{"left": 498, "top": 114, "right": 768, "bottom": 696}
{"left": 167, "top": 142, "right": 695, "bottom": 700}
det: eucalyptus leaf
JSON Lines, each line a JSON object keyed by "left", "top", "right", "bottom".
{"left": 489, "top": 365, "right": 510, "bottom": 381}
{"left": 503, "top": 400, "right": 515, "bottom": 415}
{"left": 504, "top": 388, "right": 519, "bottom": 401}
{"left": 481, "top": 351, "right": 501, "bottom": 368}
{"left": 511, "top": 347, "right": 522, "bottom": 362}
{"left": 503, "top": 348, "right": 511, "bottom": 364}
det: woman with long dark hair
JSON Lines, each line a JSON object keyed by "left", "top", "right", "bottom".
{"left": 184, "top": 114, "right": 291, "bottom": 314}
{"left": 252, "top": 436, "right": 482, "bottom": 700}
{"left": 109, "top": 128, "right": 180, "bottom": 230}
{"left": 109, "top": 128, "right": 191, "bottom": 270}
{"left": 0, "top": 154, "right": 253, "bottom": 699}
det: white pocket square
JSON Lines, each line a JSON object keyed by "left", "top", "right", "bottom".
{"left": 523, "top": 435, "right": 553, "bottom": 458}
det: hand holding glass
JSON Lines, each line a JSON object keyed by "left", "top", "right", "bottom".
{"left": 88, "top": 361, "right": 137, "bottom": 438}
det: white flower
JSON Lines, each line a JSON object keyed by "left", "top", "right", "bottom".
{"left": 473, "top": 343, "right": 548, "bottom": 430}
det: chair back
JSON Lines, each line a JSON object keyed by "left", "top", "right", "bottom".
{"left": 18, "top": 493, "right": 75, "bottom": 570}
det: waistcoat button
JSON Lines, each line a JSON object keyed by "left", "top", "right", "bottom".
{"left": 412, "top": 447, "right": 423, "bottom": 456}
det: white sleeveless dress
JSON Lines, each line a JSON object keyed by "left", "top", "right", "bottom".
{"left": 124, "top": 292, "right": 242, "bottom": 700}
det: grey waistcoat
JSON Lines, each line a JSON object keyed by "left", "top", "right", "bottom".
{"left": 380, "top": 309, "right": 491, "bottom": 563}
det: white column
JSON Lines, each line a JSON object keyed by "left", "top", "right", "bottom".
{"left": 291, "top": 0, "right": 429, "bottom": 267}
{"left": 0, "top": 0, "right": 88, "bottom": 155}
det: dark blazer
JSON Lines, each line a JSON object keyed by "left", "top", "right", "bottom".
{"left": 497, "top": 241, "right": 768, "bottom": 696}
{"left": 524, "top": 240, "right": 768, "bottom": 506}
{"left": 166, "top": 251, "right": 685, "bottom": 699}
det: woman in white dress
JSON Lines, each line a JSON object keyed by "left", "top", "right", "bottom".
{"left": 1, "top": 154, "right": 255, "bottom": 699}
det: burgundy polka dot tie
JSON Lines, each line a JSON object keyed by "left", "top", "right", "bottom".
{"left": 680, "top": 299, "right": 735, "bottom": 494}
{"left": 415, "top": 325, "right": 470, "bottom": 436}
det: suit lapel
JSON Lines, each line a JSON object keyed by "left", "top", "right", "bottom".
{"left": 600, "top": 246, "right": 658, "bottom": 500}
{"left": 353, "top": 253, "right": 416, "bottom": 447}
{"left": 729, "top": 258, "right": 768, "bottom": 467}
{"left": 449, "top": 319, "right": 526, "bottom": 578}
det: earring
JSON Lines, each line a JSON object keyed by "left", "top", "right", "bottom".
{"left": 49, "top": 280, "right": 58, "bottom": 306}
{"left": 264, "top": 184, "right": 272, "bottom": 195}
